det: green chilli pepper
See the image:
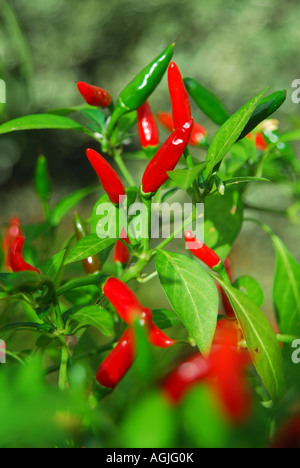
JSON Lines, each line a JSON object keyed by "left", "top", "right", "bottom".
{"left": 107, "top": 42, "right": 174, "bottom": 136}
{"left": 184, "top": 77, "right": 231, "bottom": 126}
{"left": 34, "top": 155, "right": 51, "bottom": 201}
{"left": 238, "top": 89, "right": 287, "bottom": 141}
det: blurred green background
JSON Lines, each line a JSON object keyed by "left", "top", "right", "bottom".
{"left": 0, "top": 0, "right": 299, "bottom": 313}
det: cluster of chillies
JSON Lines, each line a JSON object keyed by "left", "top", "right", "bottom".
{"left": 2, "top": 42, "right": 274, "bottom": 425}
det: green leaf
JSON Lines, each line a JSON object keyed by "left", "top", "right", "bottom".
{"left": 22, "top": 221, "right": 52, "bottom": 243}
{"left": 271, "top": 235, "right": 300, "bottom": 335}
{"left": 0, "top": 322, "right": 54, "bottom": 340}
{"left": 215, "top": 277, "right": 285, "bottom": 402}
{"left": 205, "top": 89, "right": 266, "bottom": 176}
{"left": 0, "top": 114, "right": 92, "bottom": 135}
{"left": 65, "top": 234, "right": 115, "bottom": 265}
{"left": 156, "top": 250, "right": 219, "bottom": 356}
{"left": 182, "top": 386, "right": 231, "bottom": 448}
{"left": 50, "top": 186, "right": 98, "bottom": 226}
{"left": 79, "top": 107, "right": 106, "bottom": 130}
{"left": 233, "top": 276, "right": 264, "bottom": 307}
{"left": 48, "top": 106, "right": 86, "bottom": 116}
{"left": 167, "top": 163, "right": 206, "bottom": 191}
{"left": 184, "top": 77, "right": 230, "bottom": 126}
{"left": 205, "top": 189, "right": 243, "bottom": 260}
{"left": 133, "top": 319, "right": 155, "bottom": 383}
{"left": 0, "top": 271, "right": 42, "bottom": 293}
{"left": 118, "top": 111, "right": 137, "bottom": 134}
{"left": 122, "top": 150, "right": 148, "bottom": 160}
{"left": 121, "top": 391, "right": 176, "bottom": 448}
{"left": 41, "top": 250, "right": 66, "bottom": 278}
{"left": 238, "top": 90, "right": 287, "bottom": 141}
{"left": 70, "top": 305, "right": 114, "bottom": 336}
{"left": 152, "top": 309, "right": 182, "bottom": 329}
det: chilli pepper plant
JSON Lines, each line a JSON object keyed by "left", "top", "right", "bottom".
{"left": 0, "top": 42, "right": 300, "bottom": 449}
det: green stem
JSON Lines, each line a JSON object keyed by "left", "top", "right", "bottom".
{"left": 57, "top": 273, "right": 103, "bottom": 297}
{"left": 184, "top": 147, "right": 193, "bottom": 169}
{"left": 276, "top": 334, "right": 300, "bottom": 344}
{"left": 112, "top": 148, "right": 135, "bottom": 187}
{"left": 140, "top": 194, "right": 152, "bottom": 252}
{"left": 156, "top": 205, "right": 201, "bottom": 251}
{"left": 42, "top": 199, "right": 51, "bottom": 220}
{"left": 58, "top": 343, "right": 69, "bottom": 390}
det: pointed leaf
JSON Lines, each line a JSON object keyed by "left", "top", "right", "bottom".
{"left": 0, "top": 114, "right": 92, "bottom": 135}
{"left": 167, "top": 163, "right": 206, "bottom": 191}
{"left": 156, "top": 250, "right": 219, "bottom": 355}
{"left": 271, "top": 235, "right": 300, "bottom": 335}
{"left": 205, "top": 189, "right": 243, "bottom": 260}
{"left": 71, "top": 305, "right": 114, "bottom": 336}
{"left": 65, "top": 234, "right": 115, "bottom": 265}
{"left": 206, "top": 89, "right": 266, "bottom": 175}
{"left": 215, "top": 277, "right": 285, "bottom": 402}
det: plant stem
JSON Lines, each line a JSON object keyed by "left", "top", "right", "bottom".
{"left": 140, "top": 194, "right": 152, "bottom": 252}
{"left": 56, "top": 273, "right": 103, "bottom": 297}
{"left": 184, "top": 147, "right": 193, "bottom": 169}
{"left": 45, "top": 341, "right": 115, "bottom": 375}
{"left": 156, "top": 206, "right": 201, "bottom": 251}
{"left": 58, "top": 342, "right": 69, "bottom": 390}
{"left": 112, "top": 148, "right": 135, "bottom": 187}
{"left": 276, "top": 334, "right": 300, "bottom": 344}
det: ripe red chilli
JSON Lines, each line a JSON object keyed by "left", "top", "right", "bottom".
{"left": 9, "top": 236, "right": 40, "bottom": 274}
{"left": 209, "top": 340, "right": 252, "bottom": 425}
{"left": 103, "top": 278, "right": 175, "bottom": 347}
{"left": 157, "top": 111, "right": 207, "bottom": 147}
{"left": 86, "top": 148, "right": 126, "bottom": 204}
{"left": 185, "top": 231, "right": 221, "bottom": 269}
{"left": 247, "top": 132, "right": 268, "bottom": 151}
{"left": 162, "top": 353, "right": 211, "bottom": 404}
{"left": 114, "top": 229, "right": 131, "bottom": 266}
{"left": 96, "top": 328, "right": 135, "bottom": 389}
{"left": 137, "top": 101, "right": 159, "bottom": 149}
{"left": 168, "top": 61, "right": 191, "bottom": 129}
{"left": 77, "top": 81, "right": 112, "bottom": 108}
{"left": 141, "top": 118, "right": 194, "bottom": 194}
{"left": 103, "top": 277, "right": 146, "bottom": 325}
{"left": 148, "top": 322, "right": 176, "bottom": 348}
{"left": 2, "top": 217, "right": 22, "bottom": 270}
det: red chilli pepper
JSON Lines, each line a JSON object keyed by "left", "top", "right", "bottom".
{"left": 137, "top": 101, "right": 159, "bottom": 149}
{"left": 103, "top": 278, "right": 175, "bottom": 347}
{"left": 86, "top": 149, "right": 126, "bottom": 204}
{"left": 247, "top": 132, "right": 268, "bottom": 151}
{"left": 162, "top": 320, "right": 251, "bottom": 424}
{"left": 142, "top": 118, "right": 194, "bottom": 194}
{"left": 185, "top": 231, "right": 221, "bottom": 269}
{"left": 168, "top": 62, "right": 191, "bottom": 129}
{"left": 114, "top": 228, "right": 131, "bottom": 266}
{"left": 103, "top": 277, "right": 146, "bottom": 325}
{"left": 148, "top": 322, "right": 176, "bottom": 348}
{"left": 2, "top": 217, "right": 22, "bottom": 270}
{"left": 96, "top": 328, "right": 135, "bottom": 389}
{"left": 9, "top": 236, "right": 40, "bottom": 274}
{"left": 157, "top": 111, "right": 207, "bottom": 147}
{"left": 77, "top": 81, "right": 112, "bottom": 108}
{"left": 162, "top": 353, "right": 211, "bottom": 404}
{"left": 209, "top": 340, "right": 252, "bottom": 425}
